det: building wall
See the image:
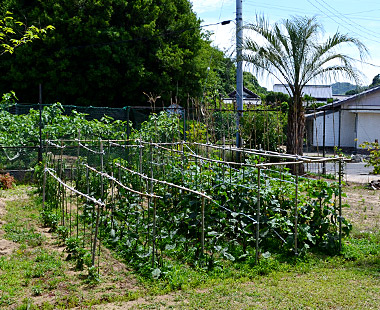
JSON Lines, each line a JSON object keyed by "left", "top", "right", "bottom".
{"left": 346, "top": 89, "right": 380, "bottom": 148}
{"left": 346, "top": 90, "right": 380, "bottom": 109}
{"left": 357, "top": 113, "right": 380, "bottom": 147}
{"left": 223, "top": 99, "right": 261, "bottom": 105}
{"left": 312, "top": 110, "right": 356, "bottom": 148}
{"left": 340, "top": 110, "right": 356, "bottom": 148}
{"left": 312, "top": 111, "right": 340, "bottom": 148}
{"left": 309, "top": 87, "right": 380, "bottom": 149}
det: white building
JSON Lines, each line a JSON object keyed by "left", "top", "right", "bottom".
{"left": 305, "top": 86, "right": 380, "bottom": 149}
{"left": 273, "top": 84, "right": 333, "bottom": 103}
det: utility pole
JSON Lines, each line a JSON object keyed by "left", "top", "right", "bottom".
{"left": 236, "top": 0, "right": 243, "bottom": 149}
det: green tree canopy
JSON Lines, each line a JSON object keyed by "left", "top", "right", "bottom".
{"left": 242, "top": 71, "right": 267, "bottom": 97}
{"left": 194, "top": 33, "right": 236, "bottom": 99}
{"left": 0, "top": 0, "right": 207, "bottom": 107}
{"left": 369, "top": 73, "right": 380, "bottom": 88}
{"left": 0, "top": 11, "right": 53, "bottom": 55}
{"left": 264, "top": 91, "right": 289, "bottom": 105}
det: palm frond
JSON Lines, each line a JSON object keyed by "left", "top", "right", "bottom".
{"left": 242, "top": 15, "right": 368, "bottom": 98}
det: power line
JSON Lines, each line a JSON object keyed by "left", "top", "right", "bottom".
{"left": 316, "top": 0, "right": 380, "bottom": 40}
{"left": 65, "top": 20, "right": 232, "bottom": 50}
{"left": 245, "top": 2, "right": 380, "bottom": 20}
{"left": 245, "top": 1, "right": 380, "bottom": 32}
{"left": 343, "top": 9, "right": 380, "bottom": 16}
{"left": 244, "top": 0, "right": 380, "bottom": 72}
{"left": 347, "top": 56, "right": 380, "bottom": 68}
{"left": 245, "top": 2, "right": 318, "bottom": 16}
{"left": 306, "top": 0, "right": 380, "bottom": 44}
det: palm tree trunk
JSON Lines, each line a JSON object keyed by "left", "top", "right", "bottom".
{"left": 286, "top": 98, "right": 305, "bottom": 175}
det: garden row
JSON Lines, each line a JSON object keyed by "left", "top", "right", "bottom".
{"left": 0, "top": 102, "right": 351, "bottom": 278}
{"left": 38, "top": 134, "right": 350, "bottom": 278}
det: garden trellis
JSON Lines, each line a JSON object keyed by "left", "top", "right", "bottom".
{"left": 40, "top": 136, "right": 349, "bottom": 273}
{"left": 0, "top": 103, "right": 352, "bottom": 277}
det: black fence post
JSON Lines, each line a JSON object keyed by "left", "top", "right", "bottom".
{"left": 38, "top": 84, "right": 43, "bottom": 163}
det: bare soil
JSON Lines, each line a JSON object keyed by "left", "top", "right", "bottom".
{"left": 343, "top": 183, "right": 380, "bottom": 232}
{"left": 27, "top": 228, "right": 140, "bottom": 308}
{"left": 0, "top": 199, "right": 18, "bottom": 256}
{"left": 89, "top": 182, "right": 380, "bottom": 309}
{"left": 85, "top": 292, "right": 182, "bottom": 310}
{"left": 0, "top": 189, "right": 140, "bottom": 309}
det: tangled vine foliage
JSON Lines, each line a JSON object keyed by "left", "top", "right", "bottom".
{"left": 34, "top": 111, "right": 352, "bottom": 279}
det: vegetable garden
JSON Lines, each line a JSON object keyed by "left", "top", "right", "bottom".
{"left": 0, "top": 102, "right": 351, "bottom": 279}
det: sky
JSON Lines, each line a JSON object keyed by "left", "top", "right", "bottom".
{"left": 191, "top": 0, "right": 380, "bottom": 91}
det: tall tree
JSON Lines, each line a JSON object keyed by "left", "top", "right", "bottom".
{"left": 0, "top": 0, "right": 204, "bottom": 107}
{"left": 242, "top": 16, "right": 367, "bottom": 168}
{"left": 0, "top": 11, "right": 53, "bottom": 55}
{"left": 369, "top": 73, "right": 380, "bottom": 88}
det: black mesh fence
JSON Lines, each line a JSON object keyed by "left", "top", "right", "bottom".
{"left": 0, "top": 104, "right": 152, "bottom": 176}
{"left": 5, "top": 103, "right": 150, "bottom": 127}
{"left": 0, "top": 102, "right": 289, "bottom": 177}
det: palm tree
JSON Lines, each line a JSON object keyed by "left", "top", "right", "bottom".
{"left": 242, "top": 16, "right": 367, "bottom": 171}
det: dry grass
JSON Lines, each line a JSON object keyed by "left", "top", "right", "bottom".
{"left": 343, "top": 183, "right": 380, "bottom": 232}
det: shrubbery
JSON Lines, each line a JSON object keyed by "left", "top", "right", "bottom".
{"left": 360, "top": 141, "right": 380, "bottom": 174}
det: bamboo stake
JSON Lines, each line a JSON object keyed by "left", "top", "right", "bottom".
{"left": 100, "top": 141, "right": 104, "bottom": 198}
{"left": 91, "top": 202, "right": 102, "bottom": 267}
{"left": 152, "top": 197, "right": 157, "bottom": 268}
{"left": 339, "top": 159, "right": 342, "bottom": 252}
{"left": 294, "top": 165, "right": 299, "bottom": 255}
{"left": 85, "top": 163, "right": 161, "bottom": 199}
{"left": 115, "top": 163, "right": 212, "bottom": 201}
{"left": 256, "top": 167, "right": 261, "bottom": 265}
{"left": 42, "top": 163, "right": 47, "bottom": 210}
{"left": 201, "top": 197, "right": 205, "bottom": 258}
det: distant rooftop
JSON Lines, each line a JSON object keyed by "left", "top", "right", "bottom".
{"left": 273, "top": 84, "right": 332, "bottom": 101}
{"left": 227, "top": 87, "right": 260, "bottom": 99}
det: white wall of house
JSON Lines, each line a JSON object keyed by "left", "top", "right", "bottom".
{"left": 223, "top": 99, "right": 261, "bottom": 105}
{"left": 356, "top": 113, "right": 380, "bottom": 147}
{"left": 340, "top": 110, "right": 356, "bottom": 147}
{"left": 312, "top": 111, "right": 340, "bottom": 147}
{"left": 310, "top": 86, "right": 380, "bottom": 149}
{"left": 311, "top": 109, "right": 357, "bottom": 148}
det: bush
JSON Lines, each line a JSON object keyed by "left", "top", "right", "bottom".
{"left": 359, "top": 141, "right": 380, "bottom": 174}
{"left": 0, "top": 173, "right": 15, "bottom": 189}
{"left": 240, "top": 105, "right": 287, "bottom": 151}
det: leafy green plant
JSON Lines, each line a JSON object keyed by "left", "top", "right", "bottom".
{"left": 41, "top": 210, "right": 59, "bottom": 231}
{"left": 359, "top": 141, "right": 380, "bottom": 174}
{"left": 131, "top": 111, "right": 181, "bottom": 143}
{"left": 56, "top": 226, "right": 68, "bottom": 241}
{"left": 241, "top": 105, "right": 287, "bottom": 151}
{"left": 65, "top": 237, "right": 91, "bottom": 270}
{"left": 85, "top": 266, "right": 100, "bottom": 284}
{"left": 31, "top": 285, "right": 42, "bottom": 296}
{"left": 186, "top": 121, "right": 207, "bottom": 143}
{"left": 0, "top": 103, "right": 130, "bottom": 154}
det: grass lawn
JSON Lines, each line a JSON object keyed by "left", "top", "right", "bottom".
{"left": 0, "top": 184, "right": 379, "bottom": 309}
